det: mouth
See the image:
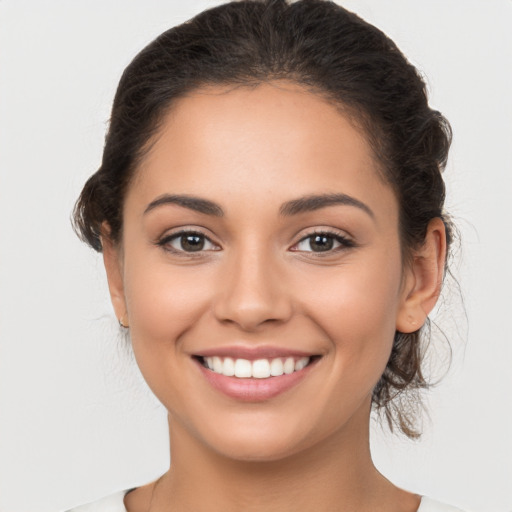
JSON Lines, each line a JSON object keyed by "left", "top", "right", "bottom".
{"left": 195, "top": 355, "right": 319, "bottom": 379}
{"left": 192, "top": 351, "right": 321, "bottom": 401}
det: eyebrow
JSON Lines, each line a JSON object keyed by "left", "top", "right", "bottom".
{"left": 144, "top": 194, "right": 224, "bottom": 216}
{"left": 280, "top": 193, "right": 374, "bottom": 218}
{"left": 144, "top": 192, "right": 374, "bottom": 219}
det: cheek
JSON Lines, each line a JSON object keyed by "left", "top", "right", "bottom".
{"left": 303, "top": 251, "right": 403, "bottom": 380}
{"left": 121, "top": 253, "right": 216, "bottom": 383}
{"left": 123, "top": 254, "right": 212, "bottom": 335}
{"left": 120, "top": 259, "right": 220, "bottom": 416}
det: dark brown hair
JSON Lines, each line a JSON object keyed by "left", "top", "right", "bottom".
{"left": 73, "top": 0, "right": 453, "bottom": 438}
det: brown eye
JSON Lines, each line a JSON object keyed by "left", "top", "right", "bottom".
{"left": 179, "top": 234, "right": 205, "bottom": 252}
{"left": 309, "top": 235, "right": 334, "bottom": 252}
{"left": 159, "top": 231, "right": 219, "bottom": 253}
{"left": 293, "top": 232, "right": 353, "bottom": 253}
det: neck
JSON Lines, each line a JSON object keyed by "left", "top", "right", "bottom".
{"left": 149, "top": 403, "right": 413, "bottom": 512}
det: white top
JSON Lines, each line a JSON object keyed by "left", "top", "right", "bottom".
{"left": 66, "top": 490, "right": 467, "bottom": 511}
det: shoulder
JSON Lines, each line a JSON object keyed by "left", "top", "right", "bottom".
{"left": 65, "top": 489, "right": 130, "bottom": 512}
{"left": 419, "top": 496, "right": 468, "bottom": 512}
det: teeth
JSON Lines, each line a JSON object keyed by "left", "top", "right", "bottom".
{"left": 295, "top": 358, "right": 308, "bottom": 371}
{"left": 203, "top": 356, "right": 310, "bottom": 379}
{"left": 270, "top": 358, "right": 284, "bottom": 376}
{"left": 234, "top": 359, "right": 252, "bottom": 378}
{"left": 213, "top": 356, "right": 222, "bottom": 373}
{"left": 223, "top": 357, "right": 235, "bottom": 377}
{"left": 252, "top": 359, "right": 271, "bottom": 379}
{"left": 283, "top": 357, "right": 295, "bottom": 374}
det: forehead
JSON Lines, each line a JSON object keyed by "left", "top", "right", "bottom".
{"left": 129, "top": 81, "right": 396, "bottom": 223}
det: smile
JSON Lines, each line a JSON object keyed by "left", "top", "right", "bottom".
{"left": 194, "top": 351, "right": 320, "bottom": 401}
{"left": 201, "top": 356, "right": 311, "bottom": 379}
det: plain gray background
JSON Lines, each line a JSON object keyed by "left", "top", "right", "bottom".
{"left": 0, "top": 1, "right": 511, "bottom": 511}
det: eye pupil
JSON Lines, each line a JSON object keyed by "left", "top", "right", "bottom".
{"left": 181, "top": 234, "right": 204, "bottom": 251}
{"left": 310, "top": 235, "right": 334, "bottom": 252}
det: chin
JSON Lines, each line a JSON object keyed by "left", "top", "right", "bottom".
{"left": 195, "top": 410, "right": 337, "bottom": 464}
{"left": 210, "top": 436, "right": 306, "bottom": 463}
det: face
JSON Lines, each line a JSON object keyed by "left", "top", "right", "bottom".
{"left": 104, "top": 82, "right": 436, "bottom": 461}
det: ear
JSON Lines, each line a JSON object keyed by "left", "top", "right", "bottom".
{"left": 101, "top": 223, "right": 129, "bottom": 327}
{"left": 396, "top": 217, "right": 447, "bottom": 333}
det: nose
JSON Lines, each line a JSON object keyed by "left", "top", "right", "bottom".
{"left": 213, "top": 246, "right": 293, "bottom": 332}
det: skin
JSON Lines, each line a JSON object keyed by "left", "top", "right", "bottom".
{"left": 102, "top": 81, "right": 446, "bottom": 512}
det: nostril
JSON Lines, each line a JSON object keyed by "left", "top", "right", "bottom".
{"left": 213, "top": 297, "right": 293, "bottom": 331}
{"left": 212, "top": 264, "right": 293, "bottom": 330}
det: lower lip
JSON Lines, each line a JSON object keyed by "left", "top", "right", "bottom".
{"left": 195, "top": 359, "right": 317, "bottom": 402}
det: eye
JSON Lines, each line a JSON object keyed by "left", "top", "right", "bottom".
{"left": 292, "top": 231, "right": 353, "bottom": 253}
{"left": 158, "top": 230, "right": 219, "bottom": 253}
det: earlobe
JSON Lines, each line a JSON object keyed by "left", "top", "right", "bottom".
{"left": 101, "top": 223, "right": 128, "bottom": 325}
{"left": 396, "top": 218, "right": 447, "bottom": 333}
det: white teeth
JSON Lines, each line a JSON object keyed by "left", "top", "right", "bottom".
{"left": 213, "top": 356, "right": 223, "bottom": 373}
{"left": 234, "top": 359, "right": 252, "bottom": 378}
{"left": 283, "top": 357, "right": 295, "bottom": 374}
{"left": 203, "top": 356, "right": 311, "bottom": 379}
{"left": 252, "top": 359, "right": 271, "bottom": 379}
{"left": 270, "top": 358, "right": 284, "bottom": 376}
{"left": 295, "top": 357, "right": 309, "bottom": 371}
{"left": 223, "top": 357, "right": 235, "bottom": 377}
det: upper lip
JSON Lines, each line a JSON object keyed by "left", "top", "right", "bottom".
{"left": 193, "top": 345, "right": 318, "bottom": 360}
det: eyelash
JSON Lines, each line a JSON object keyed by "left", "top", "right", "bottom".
{"left": 156, "top": 229, "right": 355, "bottom": 256}
{"left": 291, "top": 229, "right": 355, "bottom": 255}
{"left": 156, "top": 229, "right": 220, "bottom": 256}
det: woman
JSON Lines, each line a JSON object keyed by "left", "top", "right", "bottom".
{"left": 69, "top": 0, "right": 463, "bottom": 510}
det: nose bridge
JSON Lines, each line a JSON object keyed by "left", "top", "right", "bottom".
{"left": 213, "top": 238, "right": 292, "bottom": 330}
